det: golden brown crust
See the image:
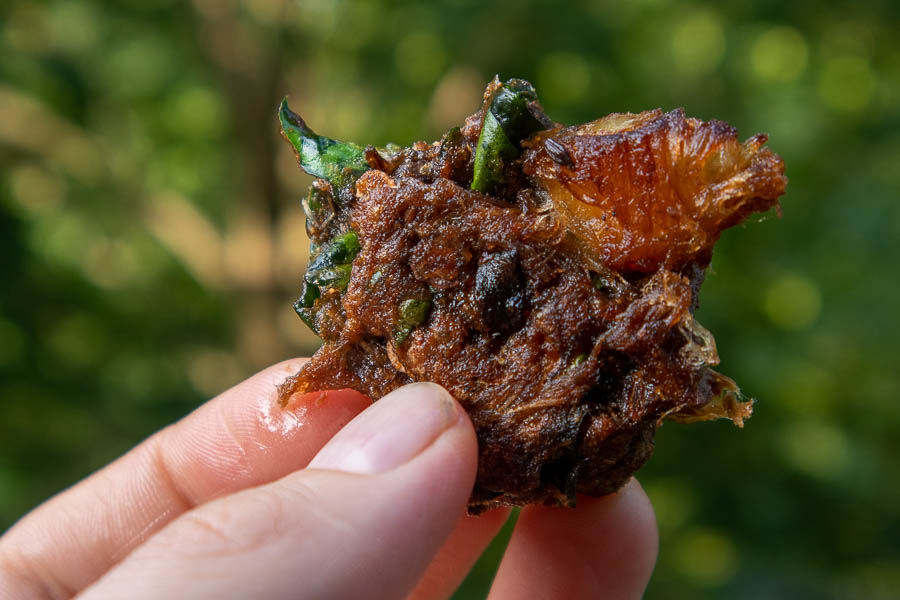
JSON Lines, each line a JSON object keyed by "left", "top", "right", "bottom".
{"left": 523, "top": 109, "right": 787, "bottom": 273}
{"left": 281, "top": 98, "right": 786, "bottom": 512}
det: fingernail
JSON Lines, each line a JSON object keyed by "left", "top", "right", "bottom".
{"left": 308, "top": 383, "right": 461, "bottom": 474}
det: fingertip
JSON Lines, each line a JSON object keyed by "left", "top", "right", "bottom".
{"left": 491, "top": 478, "right": 659, "bottom": 599}
{"left": 566, "top": 478, "right": 659, "bottom": 593}
{"left": 616, "top": 478, "right": 660, "bottom": 571}
{"left": 308, "top": 381, "right": 467, "bottom": 475}
{"left": 160, "top": 361, "right": 373, "bottom": 506}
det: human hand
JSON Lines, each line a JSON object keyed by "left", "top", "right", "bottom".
{"left": 0, "top": 358, "right": 657, "bottom": 599}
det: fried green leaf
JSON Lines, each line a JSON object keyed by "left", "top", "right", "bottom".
{"left": 471, "top": 79, "right": 551, "bottom": 195}
{"left": 279, "top": 99, "right": 369, "bottom": 191}
{"left": 393, "top": 291, "right": 433, "bottom": 345}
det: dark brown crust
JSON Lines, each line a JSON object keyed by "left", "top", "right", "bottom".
{"left": 282, "top": 105, "right": 786, "bottom": 512}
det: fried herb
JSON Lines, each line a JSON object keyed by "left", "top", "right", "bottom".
{"left": 471, "top": 79, "right": 552, "bottom": 195}
{"left": 304, "top": 231, "right": 360, "bottom": 292}
{"left": 293, "top": 282, "right": 321, "bottom": 334}
{"left": 568, "top": 353, "right": 588, "bottom": 370}
{"left": 294, "top": 231, "right": 361, "bottom": 335}
{"left": 302, "top": 185, "right": 334, "bottom": 237}
{"left": 393, "top": 291, "right": 433, "bottom": 345}
{"left": 279, "top": 99, "right": 369, "bottom": 193}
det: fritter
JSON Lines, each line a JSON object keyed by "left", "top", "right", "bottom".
{"left": 277, "top": 78, "right": 787, "bottom": 512}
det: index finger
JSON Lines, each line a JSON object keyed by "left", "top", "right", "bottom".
{"left": 0, "top": 358, "right": 371, "bottom": 599}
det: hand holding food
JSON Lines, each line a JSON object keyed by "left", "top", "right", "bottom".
{"left": 0, "top": 364, "right": 658, "bottom": 599}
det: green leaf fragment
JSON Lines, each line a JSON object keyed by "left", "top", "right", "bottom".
{"left": 471, "top": 79, "right": 551, "bottom": 195}
{"left": 293, "top": 300, "right": 319, "bottom": 335}
{"left": 302, "top": 186, "right": 336, "bottom": 238}
{"left": 304, "top": 232, "right": 360, "bottom": 292}
{"left": 294, "top": 230, "right": 363, "bottom": 336}
{"left": 393, "top": 291, "right": 433, "bottom": 345}
{"left": 471, "top": 111, "right": 517, "bottom": 194}
{"left": 306, "top": 188, "right": 321, "bottom": 214}
{"left": 298, "top": 280, "right": 320, "bottom": 308}
{"left": 442, "top": 126, "right": 464, "bottom": 148}
{"left": 306, "top": 263, "right": 353, "bottom": 290}
{"left": 592, "top": 275, "right": 612, "bottom": 293}
{"left": 294, "top": 281, "right": 322, "bottom": 334}
{"left": 279, "top": 99, "right": 369, "bottom": 190}
{"left": 490, "top": 80, "right": 547, "bottom": 144}
{"left": 322, "top": 231, "right": 361, "bottom": 264}
{"left": 568, "top": 353, "right": 588, "bottom": 370}
{"left": 303, "top": 186, "right": 326, "bottom": 219}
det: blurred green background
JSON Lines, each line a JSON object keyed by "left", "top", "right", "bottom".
{"left": 1, "top": 0, "right": 898, "bottom": 597}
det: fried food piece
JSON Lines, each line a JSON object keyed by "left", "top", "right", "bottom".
{"left": 278, "top": 78, "right": 786, "bottom": 512}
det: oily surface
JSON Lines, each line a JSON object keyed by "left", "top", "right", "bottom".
{"left": 280, "top": 91, "right": 786, "bottom": 511}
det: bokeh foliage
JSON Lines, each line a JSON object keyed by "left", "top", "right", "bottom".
{"left": 1, "top": 0, "right": 898, "bottom": 598}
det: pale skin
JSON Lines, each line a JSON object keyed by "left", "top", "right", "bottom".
{"left": 0, "top": 358, "right": 658, "bottom": 599}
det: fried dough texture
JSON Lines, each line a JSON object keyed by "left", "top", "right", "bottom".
{"left": 279, "top": 78, "right": 786, "bottom": 512}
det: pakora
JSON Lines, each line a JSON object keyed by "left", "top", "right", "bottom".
{"left": 278, "top": 78, "right": 787, "bottom": 512}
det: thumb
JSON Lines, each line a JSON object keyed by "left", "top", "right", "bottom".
{"left": 80, "top": 383, "right": 478, "bottom": 600}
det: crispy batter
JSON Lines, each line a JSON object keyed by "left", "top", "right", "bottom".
{"left": 524, "top": 109, "right": 786, "bottom": 273}
{"left": 279, "top": 81, "right": 786, "bottom": 512}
